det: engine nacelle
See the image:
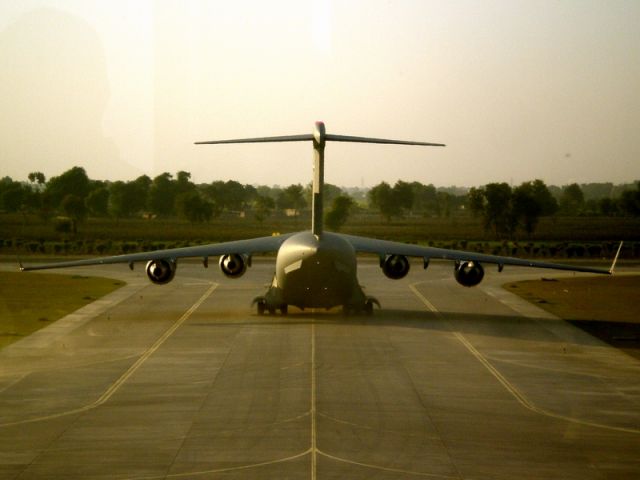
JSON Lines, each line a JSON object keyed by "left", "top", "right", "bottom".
{"left": 145, "top": 259, "right": 177, "bottom": 285}
{"left": 454, "top": 261, "right": 485, "bottom": 287}
{"left": 381, "top": 254, "right": 410, "bottom": 280}
{"left": 219, "top": 253, "right": 248, "bottom": 278}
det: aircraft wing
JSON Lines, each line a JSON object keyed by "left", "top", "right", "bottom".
{"left": 339, "top": 233, "right": 613, "bottom": 275}
{"left": 19, "top": 234, "right": 294, "bottom": 272}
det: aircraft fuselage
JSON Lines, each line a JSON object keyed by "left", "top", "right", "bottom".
{"left": 269, "top": 232, "right": 365, "bottom": 310}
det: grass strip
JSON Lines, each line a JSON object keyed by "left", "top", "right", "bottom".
{"left": 505, "top": 275, "right": 640, "bottom": 359}
{"left": 0, "top": 272, "right": 124, "bottom": 349}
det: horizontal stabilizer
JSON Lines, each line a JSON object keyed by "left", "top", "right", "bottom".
{"left": 325, "top": 134, "right": 445, "bottom": 147}
{"left": 195, "top": 134, "right": 313, "bottom": 145}
{"left": 196, "top": 123, "right": 444, "bottom": 147}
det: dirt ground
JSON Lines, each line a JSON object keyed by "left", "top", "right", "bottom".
{"left": 505, "top": 275, "right": 640, "bottom": 359}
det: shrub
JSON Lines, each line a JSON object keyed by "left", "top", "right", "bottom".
{"left": 54, "top": 217, "right": 73, "bottom": 234}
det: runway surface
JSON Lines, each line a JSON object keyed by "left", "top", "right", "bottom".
{"left": 1, "top": 260, "right": 639, "bottom": 479}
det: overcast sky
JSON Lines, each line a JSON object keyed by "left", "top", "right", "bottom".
{"left": 1, "top": 0, "right": 639, "bottom": 188}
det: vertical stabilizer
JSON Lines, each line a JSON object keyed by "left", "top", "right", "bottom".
{"left": 195, "top": 122, "right": 444, "bottom": 239}
{"left": 312, "top": 122, "right": 326, "bottom": 237}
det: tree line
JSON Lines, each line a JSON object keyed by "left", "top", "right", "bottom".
{"left": 1, "top": 167, "right": 639, "bottom": 237}
{"left": 0, "top": 167, "right": 357, "bottom": 232}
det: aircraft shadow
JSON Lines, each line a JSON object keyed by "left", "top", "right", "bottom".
{"left": 191, "top": 308, "right": 639, "bottom": 357}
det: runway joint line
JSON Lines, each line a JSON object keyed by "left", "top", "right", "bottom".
{"left": 409, "top": 281, "right": 640, "bottom": 435}
{"left": 0, "top": 283, "right": 219, "bottom": 428}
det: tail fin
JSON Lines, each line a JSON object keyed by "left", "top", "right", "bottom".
{"left": 196, "top": 122, "right": 445, "bottom": 236}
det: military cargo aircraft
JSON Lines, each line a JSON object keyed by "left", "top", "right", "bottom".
{"left": 20, "top": 122, "right": 618, "bottom": 315}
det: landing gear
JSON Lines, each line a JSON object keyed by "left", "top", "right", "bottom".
{"left": 363, "top": 300, "right": 374, "bottom": 316}
{"left": 342, "top": 296, "right": 380, "bottom": 316}
{"left": 363, "top": 296, "right": 380, "bottom": 316}
{"left": 252, "top": 296, "right": 288, "bottom": 316}
{"left": 252, "top": 296, "right": 267, "bottom": 316}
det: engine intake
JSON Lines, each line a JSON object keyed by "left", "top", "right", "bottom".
{"left": 145, "top": 259, "right": 177, "bottom": 285}
{"left": 219, "top": 253, "right": 249, "bottom": 278}
{"left": 454, "top": 260, "right": 484, "bottom": 287}
{"left": 381, "top": 254, "right": 410, "bottom": 280}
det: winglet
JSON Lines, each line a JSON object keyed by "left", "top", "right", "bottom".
{"left": 609, "top": 241, "right": 623, "bottom": 275}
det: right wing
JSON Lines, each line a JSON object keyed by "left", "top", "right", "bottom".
{"left": 19, "top": 234, "right": 294, "bottom": 271}
{"left": 339, "top": 233, "right": 614, "bottom": 275}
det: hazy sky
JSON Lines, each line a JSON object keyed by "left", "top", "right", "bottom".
{"left": 1, "top": 0, "right": 639, "bottom": 187}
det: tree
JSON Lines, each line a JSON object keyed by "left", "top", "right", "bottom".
{"left": 0, "top": 177, "right": 13, "bottom": 208}
{"left": 277, "top": 184, "right": 306, "bottom": 215}
{"left": 23, "top": 172, "right": 47, "bottom": 216}
{"left": 559, "top": 183, "right": 585, "bottom": 215}
{"left": 620, "top": 182, "right": 640, "bottom": 216}
{"left": 203, "top": 180, "right": 250, "bottom": 213}
{"left": 303, "top": 182, "right": 342, "bottom": 208}
{"left": 436, "top": 191, "right": 452, "bottom": 218}
{"left": 61, "top": 194, "right": 87, "bottom": 233}
{"left": 108, "top": 176, "right": 151, "bottom": 218}
{"left": 410, "top": 182, "right": 438, "bottom": 216}
{"left": 323, "top": 183, "right": 343, "bottom": 208}
{"left": 45, "top": 166, "right": 91, "bottom": 207}
{"left": 148, "top": 172, "right": 176, "bottom": 216}
{"left": 471, "top": 181, "right": 550, "bottom": 238}
{"left": 392, "top": 181, "right": 414, "bottom": 213}
{"left": 253, "top": 194, "right": 275, "bottom": 223}
{"left": 485, "top": 183, "right": 516, "bottom": 237}
{"left": 131, "top": 175, "right": 152, "bottom": 212}
{"left": 468, "top": 187, "right": 485, "bottom": 216}
{"left": 512, "top": 182, "right": 542, "bottom": 236}
{"left": 472, "top": 183, "right": 517, "bottom": 238}
{"left": 325, "top": 195, "right": 354, "bottom": 231}
{"left": 368, "top": 182, "right": 398, "bottom": 221}
{"left": 28, "top": 172, "right": 46, "bottom": 186}
{"left": 368, "top": 181, "right": 415, "bottom": 221}
{"left": 109, "top": 181, "right": 142, "bottom": 218}
{"left": 530, "top": 179, "right": 558, "bottom": 216}
{"left": 598, "top": 197, "right": 620, "bottom": 216}
{"left": 175, "top": 191, "right": 213, "bottom": 223}
{"left": 244, "top": 184, "right": 258, "bottom": 205}
{"left": 85, "top": 187, "right": 109, "bottom": 217}
{"left": 176, "top": 171, "right": 194, "bottom": 193}
{"left": 1, "top": 181, "right": 28, "bottom": 212}
{"left": 223, "top": 180, "right": 248, "bottom": 211}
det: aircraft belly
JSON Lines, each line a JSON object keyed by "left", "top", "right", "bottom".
{"left": 282, "top": 265, "right": 355, "bottom": 308}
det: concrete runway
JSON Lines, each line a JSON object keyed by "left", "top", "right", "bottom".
{"left": 1, "top": 260, "right": 639, "bottom": 479}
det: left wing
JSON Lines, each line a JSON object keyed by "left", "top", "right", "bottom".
{"left": 19, "top": 234, "right": 294, "bottom": 271}
{"left": 339, "top": 233, "right": 613, "bottom": 275}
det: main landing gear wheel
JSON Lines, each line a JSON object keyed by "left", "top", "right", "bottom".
{"left": 252, "top": 297, "right": 288, "bottom": 316}
{"left": 252, "top": 296, "right": 267, "bottom": 316}
{"left": 363, "top": 301, "right": 374, "bottom": 316}
{"left": 364, "top": 296, "right": 380, "bottom": 316}
{"left": 343, "top": 297, "right": 380, "bottom": 316}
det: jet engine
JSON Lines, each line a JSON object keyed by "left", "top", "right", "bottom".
{"left": 219, "top": 254, "right": 249, "bottom": 278}
{"left": 454, "top": 260, "right": 485, "bottom": 287}
{"left": 381, "top": 254, "right": 410, "bottom": 280}
{"left": 145, "top": 259, "right": 177, "bottom": 285}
